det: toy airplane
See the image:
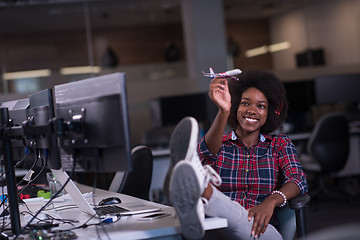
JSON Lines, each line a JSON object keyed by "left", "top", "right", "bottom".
{"left": 202, "top": 67, "right": 242, "bottom": 81}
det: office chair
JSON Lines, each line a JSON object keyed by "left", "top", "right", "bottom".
{"left": 300, "top": 112, "right": 350, "bottom": 199}
{"left": 108, "top": 145, "right": 153, "bottom": 200}
{"left": 277, "top": 193, "right": 311, "bottom": 240}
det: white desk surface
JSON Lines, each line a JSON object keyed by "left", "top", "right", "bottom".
{"left": 288, "top": 132, "right": 312, "bottom": 141}
{"left": 18, "top": 183, "right": 227, "bottom": 240}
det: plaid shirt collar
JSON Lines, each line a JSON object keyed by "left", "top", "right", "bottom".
{"left": 224, "top": 130, "right": 268, "bottom": 144}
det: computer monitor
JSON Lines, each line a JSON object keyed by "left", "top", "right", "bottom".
{"left": 0, "top": 98, "right": 29, "bottom": 162}
{"left": 54, "top": 72, "right": 132, "bottom": 173}
{"left": 151, "top": 92, "right": 218, "bottom": 129}
{"left": 315, "top": 74, "right": 360, "bottom": 105}
{"left": 283, "top": 80, "right": 316, "bottom": 132}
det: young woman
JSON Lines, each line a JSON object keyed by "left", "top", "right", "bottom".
{"left": 167, "top": 70, "right": 308, "bottom": 240}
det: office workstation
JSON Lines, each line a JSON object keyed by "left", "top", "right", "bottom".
{"left": 1, "top": 177, "right": 227, "bottom": 239}
{"left": 2, "top": 73, "right": 358, "bottom": 239}
{"left": 0, "top": 72, "right": 227, "bottom": 239}
{"left": 1, "top": 181, "right": 226, "bottom": 239}
{"left": 1, "top": 0, "right": 360, "bottom": 239}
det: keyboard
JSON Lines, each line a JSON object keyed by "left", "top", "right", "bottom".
{"left": 93, "top": 205, "right": 130, "bottom": 216}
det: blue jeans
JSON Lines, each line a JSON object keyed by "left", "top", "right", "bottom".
{"left": 204, "top": 185, "right": 283, "bottom": 240}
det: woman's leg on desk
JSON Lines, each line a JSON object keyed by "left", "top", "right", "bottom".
{"left": 204, "top": 185, "right": 282, "bottom": 240}
{"left": 170, "top": 161, "right": 282, "bottom": 240}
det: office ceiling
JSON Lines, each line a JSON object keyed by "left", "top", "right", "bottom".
{"left": 0, "top": 0, "right": 319, "bottom": 35}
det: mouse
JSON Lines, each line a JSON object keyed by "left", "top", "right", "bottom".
{"left": 98, "top": 197, "right": 122, "bottom": 206}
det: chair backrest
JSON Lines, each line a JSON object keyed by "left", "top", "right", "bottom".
{"left": 307, "top": 112, "right": 349, "bottom": 173}
{"left": 108, "top": 145, "right": 153, "bottom": 200}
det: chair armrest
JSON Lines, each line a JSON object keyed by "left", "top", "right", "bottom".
{"left": 289, "top": 194, "right": 311, "bottom": 210}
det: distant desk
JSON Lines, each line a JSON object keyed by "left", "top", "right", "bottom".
{"left": 18, "top": 183, "right": 227, "bottom": 240}
{"left": 288, "top": 122, "right": 360, "bottom": 177}
{"left": 288, "top": 132, "right": 311, "bottom": 141}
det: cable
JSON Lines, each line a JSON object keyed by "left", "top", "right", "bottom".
{"left": 0, "top": 146, "right": 29, "bottom": 181}
{"left": 0, "top": 151, "right": 45, "bottom": 209}
{"left": 57, "top": 213, "right": 97, "bottom": 232}
{"left": 18, "top": 150, "right": 78, "bottom": 237}
{"left": 45, "top": 213, "right": 78, "bottom": 227}
{"left": 15, "top": 147, "right": 39, "bottom": 188}
{"left": 0, "top": 153, "right": 45, "bottom": 212}
{"left": 1, "top": 124, "right": 8, "bottom": 231}
{"left": 20, "top": 211, "right": 51, "bottom": 225}
{"left": 0, "top": 122, "right": 10, "bottom": 232}
{"left": 44, "top": 204, "right": 78, "bottom": 212}
{"left": 0, "top": 163, "right": 37, "bottom": 209}
{"left": 17, "top": 155, "right": 46, "bottom": 195}
{"left": 18, "top": 154, "right": 45, "bottom": 186}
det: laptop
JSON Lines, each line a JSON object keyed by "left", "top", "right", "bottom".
{"left": 51, "top": 169, "right": 161, "bottom": 217}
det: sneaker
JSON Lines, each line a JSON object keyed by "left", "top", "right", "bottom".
{"left": 163, "top": 117, "right": 199, "bottom": 200}
{"left": 170, "top": 161, "right": 205, "bottom": 239}
{"left": 169, "top": 161, "right": 221, "bottom": 239}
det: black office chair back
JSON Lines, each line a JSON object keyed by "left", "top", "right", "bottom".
{"left": 307, "top": 112, "right": 349, "bottom": 174}
{"left": 119, "top": 145, "right": 153, "bottom": 200}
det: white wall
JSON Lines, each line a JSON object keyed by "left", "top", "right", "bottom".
{"left": 270, "top": 0, "right": 360, "bottom": 71}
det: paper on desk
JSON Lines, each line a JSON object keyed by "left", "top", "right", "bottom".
{"left": 21, "top": 192, "right": 93, "bottom": 205}
{"left": 50, "top": 192, "right": 93, "bottom": 203}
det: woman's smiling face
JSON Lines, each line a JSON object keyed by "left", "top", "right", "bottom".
{"left": 236, "top": 87, "right": 268, "bottom": 134}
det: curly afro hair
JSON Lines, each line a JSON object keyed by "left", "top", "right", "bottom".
{"left": 227, "top": 70, "right": 288, "bottom": 134}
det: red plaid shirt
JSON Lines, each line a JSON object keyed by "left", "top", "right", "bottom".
{"left": 198, "top": 130, "right": 308, "bottom": 209}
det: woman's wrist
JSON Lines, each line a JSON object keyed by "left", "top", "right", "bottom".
{"left": 219, "top": 108, "right": 230, "bottom": 116}
{"left": 271, "top": 190, "right": 287, "bottom": 207}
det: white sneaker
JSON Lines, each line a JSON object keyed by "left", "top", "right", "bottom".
{"left": 170, "top": 160, "right": 221, "bottom": 240}
{"left": 163, "top": 117, "right": 200, "bottom": 200}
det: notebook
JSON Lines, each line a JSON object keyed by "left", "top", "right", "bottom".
{"left": 51, "top": 169, "right": 161, "bottom": 217}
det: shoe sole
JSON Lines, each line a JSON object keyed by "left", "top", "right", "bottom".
{"left": 170, "top": 161, "right": 204, "bottom": 240}
{"left": 169, "top": 116, "right": 198, "bottom": 163}
{"left": 163, "top": 117, "right": 199, "bottom": 200}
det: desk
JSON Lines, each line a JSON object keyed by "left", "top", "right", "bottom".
{"left": 14, "top": 183, "right": 227, "bottom": 239}
{"left": 288, "top": 132, "right": 312, "bottom": 141}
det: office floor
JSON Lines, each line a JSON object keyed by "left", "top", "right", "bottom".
{"left": 303, "top": 175, "right": 360, "bottom": 237}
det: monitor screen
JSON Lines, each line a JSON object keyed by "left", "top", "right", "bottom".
{"left": 151, "top": 92, "right": 217, "bottom": 128}
{"left": 283, "top": 80, "right": 316, "bottom": 132}
{"left": 54, "top": 72, "right": 132, "bottom": 173}
{"left": 315, "top": 74, "right": 360, "bottom": 105}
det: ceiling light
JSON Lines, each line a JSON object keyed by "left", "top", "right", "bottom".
{"left": 3, "top": 69, "right": 51, "bottom": 80}
{"left": 245, "top": 41, "right": 291, "bottom": 57}
{"left": 60, "top": 66, "right": 101, "bottom": 75}
{"left": 268, "top": 41, "right": 291, "bottom": 52}
{"left": 245, "top": 46, "right": 268, "bottom": 58}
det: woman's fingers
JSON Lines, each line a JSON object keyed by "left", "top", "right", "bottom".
{"left": 249, "top": 212, "right": 270, "bottom": 238}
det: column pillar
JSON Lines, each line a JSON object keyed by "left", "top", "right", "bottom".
{"left": 181, "top": 0, "right": 227, "bottom": 92}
